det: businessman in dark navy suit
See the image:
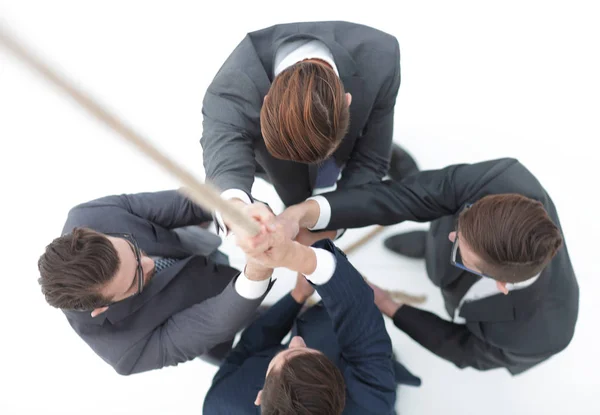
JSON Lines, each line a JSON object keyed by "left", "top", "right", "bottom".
{"left": 203, "top": 228, "right": 420, "bottom": 414}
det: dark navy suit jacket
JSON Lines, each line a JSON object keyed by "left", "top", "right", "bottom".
{"left": 203, "top": 240, "right": 420, "bottom": 414}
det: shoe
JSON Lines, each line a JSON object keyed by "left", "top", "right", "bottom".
{"left": 388, "top": 143, "right": 419, "bottom": 182}
{"left": 383, "top": 231, "right": 427, "bottom": 258}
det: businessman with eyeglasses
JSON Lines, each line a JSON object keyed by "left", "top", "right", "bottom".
{"left": 282, "top": 158, "right": 579, "bottom": 374}
{"left": 37, "top": 190, "right": 274, "bottom": 375}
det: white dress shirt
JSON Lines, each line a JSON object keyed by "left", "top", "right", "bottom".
{"left": 235, "top": 269, "right": 271, "bottom": 300}
{"left": 303, "top": 247, "right": 337, "bottom": 285}
{"left": 235, "top": 247, "right": 335, "bottom": 300}
{"left": 453, "top": 273, "right": 540, "bottom": 324}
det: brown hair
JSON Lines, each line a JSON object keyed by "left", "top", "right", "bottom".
{"left": 260, "top": 59, "right": 350, "bottom": 163}
{"left": 38, "top": 227, "right": 120, "bottom": 310}
{"left": 261, "top": 352, "right": 346, "bottom": 415}
{"left": 458, "top": 194, "right": 563, "bottom": 283}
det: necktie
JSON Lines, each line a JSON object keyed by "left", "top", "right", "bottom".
{"left": 315, "top": 157, "right": 341, "bottom": 189}
{"left": 153, "top": 257, "right": 179, "bottom": 274}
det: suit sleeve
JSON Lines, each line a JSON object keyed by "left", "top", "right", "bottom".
{"left": 70, "top": 190, "right": 213, "bottom": 230}
{"left": 337, "top": 39, "right": 400, "bottom": 189}
{"left": 393, "top": 306, "right": 516, "bottom": 370}
{"left": 114, "top": 275, "right": 270, "bottom": 375}
{"left": 314, "top": 240, "right": 396, "bottom": 414}
{"left": 201, "top": 69, "right": 262, "bottom": 195}
{"left": 322, "top": 158, "right": 522, "bottom": 230}
{"left": 211, "top": 293, "right": 304, "bottom": 385}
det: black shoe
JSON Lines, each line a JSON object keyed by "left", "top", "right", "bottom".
{"left": 388, "top": 143, "right": 419, "bottom": 182}
{"left": 383, "top": 231, "right": 427, "bottom": 258}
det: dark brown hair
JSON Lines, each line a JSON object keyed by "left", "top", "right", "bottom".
{"left": 458, "top": 194, "right": 563, "bottom": 283}
{"left": 260, "top": 59, "right": 350, "bottom": 163}
{"left": 38, "top": 227, "right": 120, "bottom": 310}
{"left": 261, "top": 352, "right": 346, "bottom": 415}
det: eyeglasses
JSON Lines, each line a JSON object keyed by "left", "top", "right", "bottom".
{"left": 105, "top": 233, "right": 144, "bottom": 303}
{"left": 449, "top": 204, "right": 492, "bottom": 279}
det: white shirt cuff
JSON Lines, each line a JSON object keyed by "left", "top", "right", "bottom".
{"left": 215, "top": 189, "right": 252, "bottom": 235}
{"left": 306, "top": 195, "right": 331, "bottom": 230}
{"left": 304, "top": 247, "right": 337, "bottom": 285}
{"left": 234, "top": 269, "right": 271, "bottom": 300}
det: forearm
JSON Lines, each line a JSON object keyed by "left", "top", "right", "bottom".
{"left": 312, "top": 241, "right": 396, "bottom": 410}
{"left": 323, "top": 159, "right": 522, "bottom": 230}
{"left": 244, "top": 260, "right": 273, "bottom": 281}
{"left": 121, "top": 278, "right": 267, "bottom": 375}
{"left": 393, "top": 306, "right": 512, "bottom": 370}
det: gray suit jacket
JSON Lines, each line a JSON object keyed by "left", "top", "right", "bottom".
{"left": 319, "top": 159, "right": 579, "bottom": 374}
{"left": 201, "top": 21, "right": 401, "bottom": 206}
{"left": 61, "top": 190, "right": 271, "bottom": 375}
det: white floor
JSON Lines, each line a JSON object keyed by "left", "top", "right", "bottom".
{"left": 1, "top": 1, "right": 598, "bottom": 414}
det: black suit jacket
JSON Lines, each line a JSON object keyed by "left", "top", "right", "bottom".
{"left": 61, "top": 190, "right": 271, "bottom": 375}
{"left": 319, "top": 158, "right": 579, "bottom": 374}
{"left": 201, "top": 21, "right": 400, "bottom": 206}
{"left": 203, "top": 240, "right": 419, "bottom": 414}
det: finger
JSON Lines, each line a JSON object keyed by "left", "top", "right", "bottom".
{"left": 235, "top": 234, "right": 270, "bottom": 257}
{"left": 247, "top": 204, "right": 275, "bottom": 224}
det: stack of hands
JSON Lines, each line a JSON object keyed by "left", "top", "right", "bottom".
{"left": 232, "top": 201, "right": 335, "bottom": 304}
{"left": 230, "top": 201, "right": 403, "bottom": 315}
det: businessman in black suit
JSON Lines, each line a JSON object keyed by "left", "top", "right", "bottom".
{"left": 203, "top": 233, "right": 420, "bottom": 414}
{"left": 282, "top": 158, "right": 579, "bottom": 374}
{"left": 201, "top": 21, "right": 417, "bottom": 233}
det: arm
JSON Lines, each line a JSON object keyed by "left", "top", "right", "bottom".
{"left": 115, "top": 266, "right": 272, "bottom": 375}
{"left": 293, "top": 158, "right": 522, "bottom": 231}
{"left": 393, "top": 306, "right": 517, "bottom": 370}
{"left": 311, "top": 241, "right": 396, "bottom": 413}
{"left": 279, "top": 240, "right": 396, "bottom": 413}
{"left": 71, "top": 190, "right": 212, "bottom": 230}
{"left": 337, "top": 39, "right": 400, "bottom": 189}
{"left": 201, "top": 69, "right": 262, "bottom": 195}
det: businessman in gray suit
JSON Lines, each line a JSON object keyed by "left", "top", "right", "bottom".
{"left": 38, "top": 190, "right": 274, "bottom": 375}
{"left": 201, "top": 21, "right": 418, "bottom": 232}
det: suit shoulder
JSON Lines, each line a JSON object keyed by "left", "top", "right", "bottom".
{"left": 206, "top": 34, "right": 267, "bottom": 96}
{"left": 62, "top": 194, "right": 129, "bottom": 234}
{"left": 334, "top": 21, "right": 399, "bottom": 49}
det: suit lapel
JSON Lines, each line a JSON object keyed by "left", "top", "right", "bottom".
{"left": 106, "top": 257, "right": 193, "bottom": 324}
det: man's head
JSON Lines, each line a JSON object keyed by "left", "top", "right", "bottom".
{"left": 38, "top": 227, "right": 155, "bottom": 316}
{"left": 449, "top": 194, "right": 563, "bottom": 291}
{"left": 260, "top": 59, "right": 351, "bottom": 164}
{"left": 256, "top": 335, "right": 346, "bottom": 414}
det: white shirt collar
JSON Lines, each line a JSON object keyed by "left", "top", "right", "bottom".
{"left": 274, "top": 38, "right": 339, "bottom": 77}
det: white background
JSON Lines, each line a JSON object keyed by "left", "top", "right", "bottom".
{"left": 1, "top": 1, "right": 598, "bottom": 414}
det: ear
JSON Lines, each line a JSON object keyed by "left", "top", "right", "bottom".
{"left": 91, "top": 306, "right": 109, "bottom": 318}
{"left": 345, "top": 93, "right": 352, "bottom": 106}
{"left": 496, "top": 281, "right": 509, "bottom": 295}
{"left": 448, "top": 231, "right": 457, "bottom": 242}
{"left": 254, "top": 390, "right": 263, "bottom": 406}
